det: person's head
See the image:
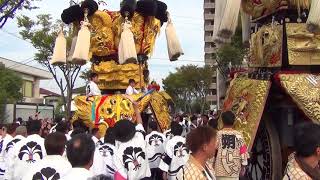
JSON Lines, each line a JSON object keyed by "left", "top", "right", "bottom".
{"left": 89, "top": 72, "right": 99, "bottom": 83}
{"left": 129, "top": 79, "right": 136, "bottom": 87}
{"left": 7, "top": 123, "right": 18, "bottom": 136}
{"left": 221, "top": 111, "right": 236, "bottom": 127}
{"left": 45, "top": 132, "right": 67, "bottom": 156}
{"left": 72, "top": 120, "right": 88, "bottom": 131}
{"left": 294, "top": 123, "right": 320, "bottom": 162}
{"left": 170, "top": 121, "right": 183, "bottom": 136}
{"left": 70, "top": 128, "right": 86, "bottom": 137}
{"left": 55, "top": 121, "right": 69, "bottom": 134}
{"left": 91, "top": 128, "right": 101, "bottom": 139}
{"left": 113, "top": 120, "right": 136, "bottom": 143}
{"left": 190, "top": 115, "right": 197, "bottom": 125}
{"left": 16, "top": 126, "right": 27, "bottom": 137}
{"left": 104, "top": 127, "right": 115, "bottom": 145}
{"left": 66, "top": 134, "right": 95, "bottom": 169}
{"left": 208, "top": 118, "right": 218, "bottom": 129}
{"left": 26, "top": 120, "right": 42, "bottom": 135}
{"left": 148, "top": 121, "right": 158, "bottom": 132}
{"left": 201, "top": 114, "right": 209, "bottom": 125}
{"left": 186, "top": 126, "right": 217, "bottom": 159}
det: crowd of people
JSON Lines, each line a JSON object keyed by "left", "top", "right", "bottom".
{"left": 0, "top": 100, "right": 319, "bottom": 180}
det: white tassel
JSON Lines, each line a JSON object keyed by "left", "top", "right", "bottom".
{"left": 307, "top": 0, "right": 320, "bottom": 33}
{"left": 165, "top": 13, "right": 184, "bottom": 61}
{"left": 51, "top": 29, "right": 66, "bottom": 65}
{"left": 241, "top": 10, "right": 251, "bottom": 44}
{"left": 72, "top": 21, "right": 91, "bottom": 65}
{"left": 118, "top": 18, "right": 137, "bottom": 64}
{"left": 67, "top": 36, "right": 77, "bottom": 62}
{"left": 218, "top": 0, "right": 241, "bottom": 39}
{"left": 213, "top": 0, "right": 227, "bottom": 42}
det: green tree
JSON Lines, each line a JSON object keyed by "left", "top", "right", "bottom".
{"left": 0, "top": 65, "right": 23, "bottom": 122}
{"left": 17, "top": 14, "right": 81, "bottom": 120}
{"left": 216, "top": 27, "right": 247, "bottom": 78}
{"left": 163, "top": 65, "right": 214, "bottom": 114}
{"left": 0, "top": 0, "right": 41, "bottom": 28}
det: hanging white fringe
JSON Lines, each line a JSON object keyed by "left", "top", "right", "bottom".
{"left": 118, "top": 18, "right": 137, "bottom": 64}
{"left": 241, "top": 10, "right": 251, "bottom": 44}
{"left": 165, "top": 12, "right": 184, "bottom": 61}
{"left": 67, "top": 36, "right": 77, "bottom": 62}
{"left": 72, "top": 20, "right": 91, "bottom": 65}
{"left": 51, "top": 29, "right": 67, "bottom": 65}
{"left": 213, "top": 0, "right": 227, "bottom": 42}
{"left": 217, "top": 0, "right": 241, "bottom": 39}
{"left": 307, "top": 0, "right": 320, "bottom": 33}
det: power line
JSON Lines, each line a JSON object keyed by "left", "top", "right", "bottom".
{"left": 6, "top": 56, "right": 35, "bottom": 69}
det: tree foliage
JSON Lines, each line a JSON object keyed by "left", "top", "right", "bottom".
{"left": 0, "top": 65, "right": 23, "bottom": 122}
{"left": 0, "top": 0, "right": 41, "bottom": 28}
{"left": 216, "top": 27, "right": 247, "bottom": 78}
{"left": 162, "top": 65, "right": 214, "bottom": 114}
{"left": 17, "top": 14, "right": 81, "bottom": 120}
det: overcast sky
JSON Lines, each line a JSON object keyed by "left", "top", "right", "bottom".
{"left": 0, "top": 0, "right": 204, "bottom": 93}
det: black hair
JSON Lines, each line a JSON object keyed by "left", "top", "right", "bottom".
{"left": 148, "top": 121, "right": 158, "bottom": 131}
{"left": 129, "top": 79, "right": 135, "bottom": 84}
{"left": 208, "top": 119, "right": 218, "bottom": 129}
{"left": 72, "top": 120, "right": 89, "bottom": 132}
{"left": 45, "top": 132, "right": 67, "bottom": 155}
{"left": 221, "top": 111, "right": 236, "bottom": 126}
{"left": 91, "top": 128, "right": 99, "bottom": 135}
{"left": 186, "top": 126, "right": 217, "bottom": 153}
{"left": 88, "top": 174, "right": 113, "bottom": 180}
{"left": 26, "top": 120, "right": 42, "bottom": 135}
{"left": 104, "top": 127, "right": 115, "bottom": 145}
{"left": 56, "top": 121, "right": 69, "bottom": 134}
{"left": 89, "top": 72, "right": 98, "bottom": 80}
{"left": 66, "top": 134, "right": 95, "bottom": 167}
{"left": 202, "top": 114, "right": 209, "bottom": 120}
{"left": 170, "top": 121, "right": 183, "bottom": 136}
{"left": 294, "top": 123, "right": 320, "bottom": 157}
{"left": 70, "top": 128, "right": 86, "bottom": 137}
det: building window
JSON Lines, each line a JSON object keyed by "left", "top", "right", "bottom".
{"left": 22, "top": 80, "right": 33, "bottom": 97}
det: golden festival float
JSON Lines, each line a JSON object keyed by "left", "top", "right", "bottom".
{"left": 214, "top": 0, "right": 320, "bottom": 179}
{"left": 51, "top": 0, "right": 180, "bottom": 135}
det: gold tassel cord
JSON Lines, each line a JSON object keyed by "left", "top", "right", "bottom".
{"left": 51, "top": 27, "right": 67, "bottom": 65}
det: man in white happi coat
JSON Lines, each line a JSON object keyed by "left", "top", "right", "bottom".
{"left": 145, "top": 121, "right": 166, "bottom": 179}
{"left": 92, "top": 127, "right": 116, "bottom": 178}
{"left": 113, "top": 101, "right": 151, "bottom": 180}
{"left": 159, "top": 122, "right": 190, "bottom": 180}
{"left": 22, "top": 132, "right": 72, "bottom": 180}
{"left": 3, "top": 126, "right": 27, "bottom": 179}
{"left": 0, "top": 125, "right": 13, "bottom": 178}
{"left": 86, "top": 73, "right": 101, "bottom": 97}
{"left": 6, "top": 120, "right": 47, "bottom": 180}
{"left": 125, "top": 79, "right": 139, "bottom": 95}
{"left": 61, "top": 134, "right": 95, "bottom": 180}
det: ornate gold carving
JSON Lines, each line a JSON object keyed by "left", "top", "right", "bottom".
{"left": 92, "top": 61, "right": 144, "bottom": 90}
{"left": 219, "top": 75, "right": 271, "bottom": 149}
{"left": 89, "top": 10, "right": 161, "bottom": 58}
{"left": 249, "top": 24, "right": 282, "bottom": 67}
{"left": 73, "top": 92, "right": 171, "bottom": 132}
{"left": 286, "top": 23, "right": 320, "bottom": 65}
{"left": 279, "top": 74, "right": 320, "bottom": 123}
{"left": 150, "top": 92, "right": 171, "bottom": 131}
{"left": 242, "top": 0, "right": 285, "bottom": 19}
{"left": 89, "top": 11, "right": 116, "bottom": 56}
